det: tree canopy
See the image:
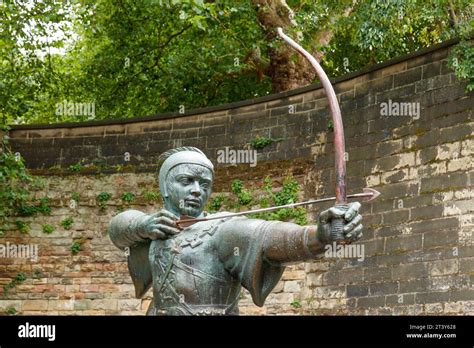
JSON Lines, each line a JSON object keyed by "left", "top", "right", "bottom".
{"left": 1, "top": 0, "right": 472, "bottom": 125}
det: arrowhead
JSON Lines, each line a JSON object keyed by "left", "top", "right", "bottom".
{"left": 362, "top": 187, "right": 381, "bottom": 201}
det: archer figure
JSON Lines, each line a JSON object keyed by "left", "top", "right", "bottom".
{"left": 109, "top": 147, "right": 363, "bottom": 315}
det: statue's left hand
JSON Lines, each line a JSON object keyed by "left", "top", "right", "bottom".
{"left": 317, "top": 202, "right": 363, "bottom": 244}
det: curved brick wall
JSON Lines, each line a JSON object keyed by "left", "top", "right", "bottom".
{"left": 2, "top": 39, "right": 473, "bottom": 315}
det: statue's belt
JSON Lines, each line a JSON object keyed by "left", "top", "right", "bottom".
{"left": 155, "top": 304, "right": 237, "bottom": 316}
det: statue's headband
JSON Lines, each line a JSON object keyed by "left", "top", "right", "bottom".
{"left": 159, "top": 151, "right": 214, "bottom": 197}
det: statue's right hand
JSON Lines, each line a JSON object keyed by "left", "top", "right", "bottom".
{"left": 138, "top": 209, "right": 180, "bottom": 240}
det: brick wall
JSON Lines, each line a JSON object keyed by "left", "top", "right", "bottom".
{"left": 2, "top": 39, "right": 473, "bottom": 315}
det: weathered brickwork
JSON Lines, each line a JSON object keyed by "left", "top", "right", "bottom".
{"left": 3, "top": 40, "right": 473, "bottom": 315}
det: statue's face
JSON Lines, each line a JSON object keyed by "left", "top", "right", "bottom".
{"left": 164, "top": 163, "right": 213, "bottom": 218}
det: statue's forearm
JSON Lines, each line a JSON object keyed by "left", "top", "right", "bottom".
{"left": 108, "top": 210, "right": 148, "bottom": 249}
{"left": 262, "top": 221, "right": 325, "bottom": 265}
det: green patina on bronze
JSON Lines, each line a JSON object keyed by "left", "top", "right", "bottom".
{"left": 108, "top": 147, "right": 364, "bottom": 315}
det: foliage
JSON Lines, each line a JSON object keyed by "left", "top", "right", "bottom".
{"left": 71, "top": 192, "right": 80, "bottom": 201}
{"left": 1, "top": 0, "right": 271, "bottom": 124}
{"left": 272, "top": 176, "right": 300, "bottom": 206}
{"left": 121, "top": 192, "right": 136, "bottom": 203}
{"left": 207, "top": 194, "right": 224, "bottom": 213}
{"left": 97, "top": 192, "right": 112, "bottom": 201}
{"left": 42, "top": 223, "right": 55, "bottom": 234}
{"left": 15, "top": 197, "right": 52, "bottom": 217}
{"left": 142, "top": 189, "right": 161, "bottom": 203}
{"left": 70, "top": 240, "right": 82, "bottom": 255}
{"left": 5, "top": 306, "right": 18, "bottom": 315}
{"left": 97, "top": 192, "right": 112, "bottom": 211}
{"left": 231, "top": 179, "right": 253, "bottom": 205}
{"left": 231, "top": 180, "right": 243, "bottom": 195}
{"left": 68, "top": 162, "right": 83, "bottom": 173}
{"left": 249, "top": 176, "right": 307, "bottom": 225}
{"left": 60, "top": 217, "right": 74, "bottom": 230}
{"left": 32, "top": 268, "right": 43, "bottom": 279}
{"left": 0, "top": 126, "right": 51, "bottom": 234}
{"left": 327, "top": 120, "right": 334, "bottom": 132}
{"left": 449, "top": 40, "right": 474, "bottom": 91}
{"left": 114, "top": 164, "right": 124, "bottom": 172}
{"left": 321, "top": 0, "right": 473, "bottom": 78}
{"left": 249, "top": 135, "right": 283, "bottom": 150}
{"left": 290, "top": 299, "right": 302, "bottom": 309}
{"left": 36, "top": 197, "right": 51, "bottom": 215}
{"left": 14, "top": 203, "right": 37, "bottom": 217}
{"left": 250, "top": 135, "right": 273, "bottom": 150}
{"left": 3, "top": 272, "right": 26, "bottom": 296}
{"left": 15, "top": 220, "right": 30, "bottom": 234}
{"left": 0, "top": 0, "right": 76, "bottom": 124}
{"left": 2, "top": 0, "right": 471, "bottom": 125}
{"left": 224, "top": 176, "right": 307, "bottom": 225}
{"left": 0, "top": 126, "right": 33, "bottom": 233}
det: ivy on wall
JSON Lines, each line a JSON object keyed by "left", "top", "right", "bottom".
{"left": 207, "top": 175, "right": 308, "bottom": 226}
{"left": 0, "top": 126, "right": 34, "bottom": 235}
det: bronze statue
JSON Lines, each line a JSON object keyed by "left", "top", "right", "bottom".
{"left": 108, "top": 29, "right": 372, "bottom": 315}
{"left": 108, "top": 147, "right": 363, "bottom": 315}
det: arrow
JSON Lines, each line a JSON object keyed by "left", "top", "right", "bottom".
{"left": 176, "top": 188, "right": 380, "bottom": 229}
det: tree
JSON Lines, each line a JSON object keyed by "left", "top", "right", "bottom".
{"left": 0, "top": 0, "right": 76, "bottom": 125}
{"left": 319, "top": 0, "right": 473, "bottom": 79}
{"left": 251, "top": 0, "right": 472, "bottom": 89}
{"left": 1, "top": 0, "right": 472, "bottom": 125}
{"left": 251, "top": 0, "right": 355, "bottom": 91}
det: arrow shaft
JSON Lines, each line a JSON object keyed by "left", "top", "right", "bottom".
{"left": 177, "top": 189, "right": 379, "bottom": 226}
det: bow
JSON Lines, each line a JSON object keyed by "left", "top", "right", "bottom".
{"left": 175, "top": 28, "right": 381, "bottom": 231}
{"left": 276, "top": 28, "right": 376, "bottom": 241}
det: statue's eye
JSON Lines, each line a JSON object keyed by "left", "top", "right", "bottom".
{"left": 180, "top": 178, "right": 191, "bottom": 185}
{"left": 201, "top": 183, "right": 209, "bottom": 189}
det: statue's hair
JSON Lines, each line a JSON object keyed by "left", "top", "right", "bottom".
{"left": 157, "top": 146, "right": 206, "bottom": 166}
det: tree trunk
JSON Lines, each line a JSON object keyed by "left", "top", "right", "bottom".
{"left": 252, "top": 0, "right": 316, "bottom": 93}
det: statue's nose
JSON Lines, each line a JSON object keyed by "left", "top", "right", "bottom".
{"left": 190, "top": 181, "right": 201, "bottom": 196}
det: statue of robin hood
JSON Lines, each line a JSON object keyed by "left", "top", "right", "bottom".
{"left": 108, "top": 147, "right": 363, "bottom": 315}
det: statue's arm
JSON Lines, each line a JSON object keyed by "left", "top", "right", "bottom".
{"left": 215, "top": 218, "right": 326, "bottom": 305}
{"left": 218, "top": 202, "right": 364, "bottom": 265}
{"left": 108, "top": 210, "right": 154, "bottom": 299}
{"left": 215, "top": 206, "right": 362, "bottom": 306}
{"left": 261, "top": 221, "right": 324, "bottom": 265}
{"left": 108, "top": 210, "right": 148, "bottom": 249}
{"left": 217, "top": 218, "right": 325, "bottom": 266}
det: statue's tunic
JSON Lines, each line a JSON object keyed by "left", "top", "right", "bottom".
{"left": 109, "top": 210, "right": 321, "bottom": 316}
